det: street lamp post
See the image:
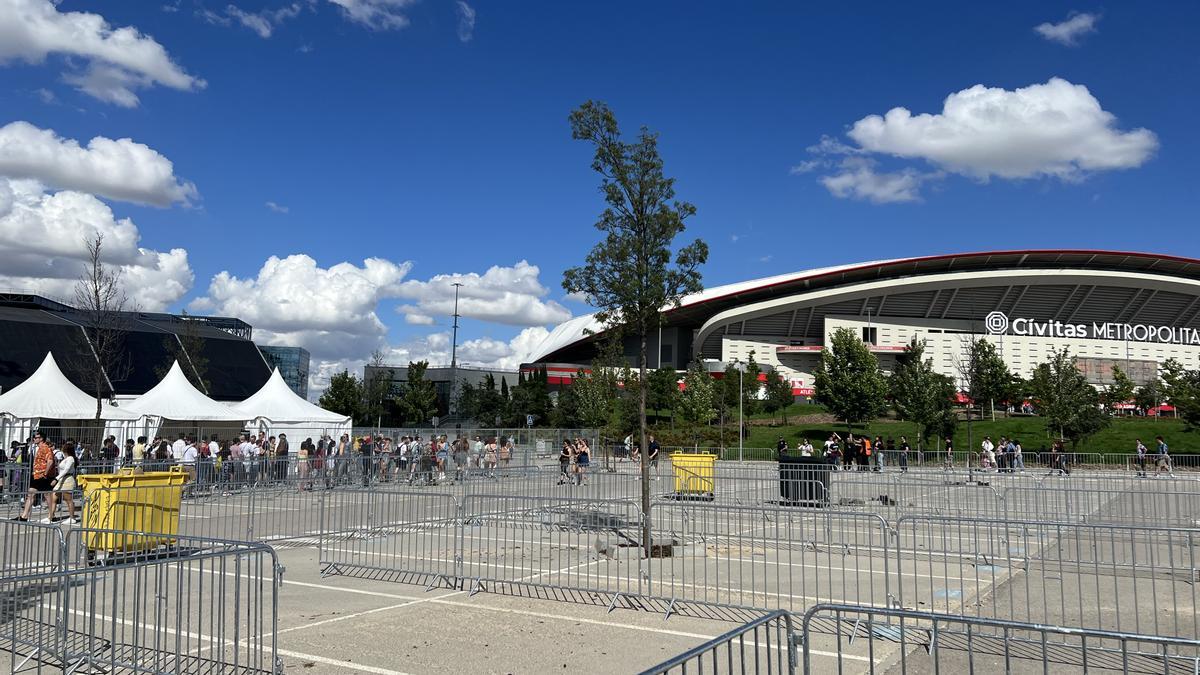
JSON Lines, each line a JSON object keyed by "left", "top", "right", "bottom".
{"left": 449, "top": 282, "right": 463, "bottom": 416}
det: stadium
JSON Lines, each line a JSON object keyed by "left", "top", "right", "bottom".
{"left": 525, "top": 250, "right": 1200, "bottom": 393}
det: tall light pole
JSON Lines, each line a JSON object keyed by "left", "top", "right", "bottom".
{"left": 732, "top": 358, "right": 744, "bottom": 463}
{"left": 449, "top": 282, "right": 463, "bottom": 416}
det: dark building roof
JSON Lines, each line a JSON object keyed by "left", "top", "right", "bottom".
{"left": 0, "top": 293, "right": 269, "bottom": 400}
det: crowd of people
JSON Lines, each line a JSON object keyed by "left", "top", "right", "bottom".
{"left": 3, "top": 430, "right": 532, "bottom": 521}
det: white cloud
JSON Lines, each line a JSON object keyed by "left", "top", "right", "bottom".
{"left": 327, "top": 0, "right": 415, "bottom": 30}
{"left": 0, "top": 121, "right": 198, "bottom": 206}
{"left": 265, "top": 200, "right": 288, "bottom": 213}
{"left": 818, "top": 158, "right": 932, "bottom": 204}
{"left": 845, "top": 78, "right": 1157, "bottom": 181}
{"left": 34, "top": 87, "right": 55, "bottom": 103}
{"left": 1035, "top": 12, "right": 1099, "bottom": 46}
{"left": 190, "top": 254, "right": 414, "bottom": 366}
{"left": 403, "top": 311, "right": 435, "bottom": 325}
{"left": 0, "top": 0, "right": 204, "bottom": 106}
{"left": 456, "top": 1, "right": 475, "bottom": 42}
{"left": 394, "top": 261, "right": 572, "bottom": 327}
{"left": 223, "top": 3, "right": 304, "bottom": 38}
{"left": 0, "top": 178, "right": 193, "bottom": 310}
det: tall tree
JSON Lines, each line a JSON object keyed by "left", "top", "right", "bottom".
{"left": 762, "top": 372, "right": 795, "bottom": 424}
{"left": 675, "top": 361, "right": 716, "bottom": 449}
{"left": 362, "top": 350, "right": 393, "bottom": 427}
{"left": 319, "top": 370, "right": 364, "bottom": 421}
{"left": 813, "top": 327, "right": 888, "bottom": 435}
{"left": 890, "top": 337, "right": 957, "bottom": 453}
{"left": 1134, "top": 378, "right": 1164, "bottom": 417}
{"left": 475, "top": 374, "right": 505, "bottom": 427}
{"left": 647, "top": 365, "right": 679, "bottom": 423}
{"left": 72, "top": 233, "right": 132, "bottom": 420}
{"left": 1028, "top": 347, "right": 1109, "bottom": 447}
{"left": 957, "top": 337, "right": 1012, "bottom": 421}
{"left": 1160, "top": 359, "right": 1200, "bottom": 429}
{"left": 396, "top": 361, "right": 439, "bottom": 426}
{"left": 561, "top": 100, "right": 708, "bottom": 556}
{"left": 156, "top": 310, "right": 210, "bottom": 392}
{"left": 1100, "top": 365, "right": 1136, "bottom": 415}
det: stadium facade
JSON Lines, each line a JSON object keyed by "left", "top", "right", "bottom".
{"left": 524, "top": 250, "right": 1200, "bottom": 395}
{"left": 0, "top": 292, "right": 270, "bottom": 400}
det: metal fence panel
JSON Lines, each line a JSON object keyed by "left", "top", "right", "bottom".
{"left": 896, "top": 515, "right": 1200, "bottom": 641}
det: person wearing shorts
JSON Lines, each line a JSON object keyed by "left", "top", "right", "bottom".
{"left": 43, "top": 442, "right": 78, "bottom": 523}
{"left": 575, "top": 440, "right": 590, "bottom": 485}
{"left": 14, "top": 433, "right": 55, "bottom": 522}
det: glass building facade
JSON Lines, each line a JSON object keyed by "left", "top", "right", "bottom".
{"left": 258, "top": 346, "right": 311, "bottom": 399}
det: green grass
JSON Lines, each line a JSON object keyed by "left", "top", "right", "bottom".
{"left": 744, "top": 413, "right": 1188, "bottom": 455}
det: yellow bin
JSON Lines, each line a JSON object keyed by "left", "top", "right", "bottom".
{"left": 671, "top": 452, "right": 716, "bottom": 497}
{"left": 78, "top": 467, "right": 188, "bottom": 552}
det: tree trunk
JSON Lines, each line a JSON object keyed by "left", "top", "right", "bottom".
{"left": 639, "top": 332, "right": 651, "bottom": 559}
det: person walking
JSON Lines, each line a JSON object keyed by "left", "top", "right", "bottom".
{"left": 42, "top": 442, "right": 78, "bottom": 524}
{"left": 942, "top": 437, "right": 954, "bottom": 470}
{"left": 360, "top": 435, "right": 375, "bottom": 487}
{"left": 1155, "top": 436, "right": 1173, "bottom": 477}
{"left": 14, "top": 433, "right": 55, "bottom": 522}
{"left": 898, "top": 436, "right": 910, "bottom": 473}
{"left": 1013, "top": 438, "right": 1025, "bottom": 472}
{"left": 647, "top": 435, "right": 660, "bottom": 480}
{"left": 1134, "top": 438, "right": 1148, "bottom": 477}
{"left": 557, "top": 440, "right": 572, "bottom": 485}
{"left": 575, "top": 439, "right": 590, "bottom": 485}
{"left": 874, "top": 435, "right": 885, "bottom": 471}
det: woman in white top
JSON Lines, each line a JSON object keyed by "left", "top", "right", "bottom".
{"left": 799, "top": 439, "right": 814, "bottom": 457}
{"left": 43, "top": 442, "right": 78, "bottom": 523}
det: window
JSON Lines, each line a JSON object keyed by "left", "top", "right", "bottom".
{"left": 862, "top": 327, "right": 877, "bottom": 344}
{"left": 659, "top": 344, "right": 673, "bottom": 366}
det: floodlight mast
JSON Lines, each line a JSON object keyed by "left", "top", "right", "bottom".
{"left": 449, "top": 282, "right": 463, "bottom": 416}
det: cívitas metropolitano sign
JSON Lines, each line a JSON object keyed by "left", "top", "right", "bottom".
{"left": 984, "top": 311, "right": 1200, "bottom": 346}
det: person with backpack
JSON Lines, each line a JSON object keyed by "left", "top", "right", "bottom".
{"left": 13, "top": 432, "right": 55, "bottom": 522}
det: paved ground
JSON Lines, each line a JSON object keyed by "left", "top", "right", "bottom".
{"left": 3, "top": 462, "right": 1199, "bottom": 673}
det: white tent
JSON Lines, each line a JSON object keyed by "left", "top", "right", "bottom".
{"left": 124, "top": 361, "right": 247, "bottom": 426}
{"left": 0, "top": 352, "right": 145, "bottom": 446}
{"left": 232, "top": 368, "right": 351, "bottom": 439}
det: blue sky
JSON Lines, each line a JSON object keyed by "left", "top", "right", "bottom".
{"left": 1, "top": 1, "right": 1197, "bottom": 395}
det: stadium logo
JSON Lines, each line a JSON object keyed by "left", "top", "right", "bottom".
{"left": 984, "top": 311, "right": 1009, "bottom": 335}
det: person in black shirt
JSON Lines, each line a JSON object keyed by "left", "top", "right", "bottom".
{"left": 647, "top": 435, "right": 661, "bottom": 480}
{"left": 898, "top": 436, "right": 910, "bottom": 473}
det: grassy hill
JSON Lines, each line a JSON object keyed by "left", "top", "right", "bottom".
{"left": 652, "top": 403, "right": 1192, "bottom": 458}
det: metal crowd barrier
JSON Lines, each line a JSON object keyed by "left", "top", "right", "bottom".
{"left": 638, "top": 609, "right": 796, "bottom": 675}
{"left": 895, "top": 515, "right": 1200, "bottom": 641}
{"left": 799, "top": 604, "right": 1200, "bottom": 674}
{"left": 318, "top": 492, "right": 894, "bottom": 623}
{"left": 0, "top": 526, "right": 281, "bottom": 674}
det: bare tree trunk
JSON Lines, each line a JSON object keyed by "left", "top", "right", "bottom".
{"left": 640, "top": 332, "right": 651, "bottom": 558}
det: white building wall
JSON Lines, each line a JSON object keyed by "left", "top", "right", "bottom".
{"left": 719, "top": 315, "right": 1200, "bottom": 390}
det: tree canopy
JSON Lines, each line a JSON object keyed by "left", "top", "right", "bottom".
{"left": 813, "top": 327, "right": 888, "bottom": 433}
{"left": 1028, "top": 347, "right": 1109, "bottom": 447}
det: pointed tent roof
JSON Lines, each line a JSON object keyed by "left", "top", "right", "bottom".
{"left": 124, "top": 361, "right": 246, "bottom": 421}
{"left": 232, "top": 368, "right": 350, "bottom": 424}
{"left": 0, "top": 353, "right": 140, "bottom": 420}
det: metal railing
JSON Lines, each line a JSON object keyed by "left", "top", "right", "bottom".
{"left": 895, "top": 515, "right": 1200, "bottom": 640}
{"left": 0, "top": 526, "right": 281, "bottom": 674}
{"left": 638, "top": 610, "right": 796, "bottom": 674}
{"left": 799, "top": 604, "right": 1200, "bottom": 674}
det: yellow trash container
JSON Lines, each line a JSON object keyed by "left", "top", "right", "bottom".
{"left": 78, "top": 467, "right": 189, "bottom": 553}
{"left": 670, "top": 452, "right": 716, "bottom": 499}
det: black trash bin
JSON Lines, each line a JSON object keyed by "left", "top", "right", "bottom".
{"left": 778, "top": 455, "right": 831, "bottom": 507}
